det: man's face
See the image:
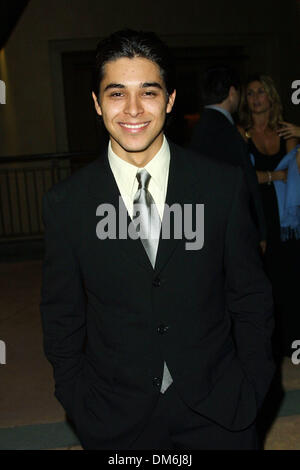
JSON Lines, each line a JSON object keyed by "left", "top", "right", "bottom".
{"left": 92, "top": 56, "right": 176, "bottom": 166}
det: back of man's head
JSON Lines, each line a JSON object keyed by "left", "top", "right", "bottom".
{"left": 201, "top": 65, "right": 240, "bottom": 106}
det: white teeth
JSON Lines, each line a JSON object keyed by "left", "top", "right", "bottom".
{"left": 121, "top": 123, "right": 148, "bottom": 129}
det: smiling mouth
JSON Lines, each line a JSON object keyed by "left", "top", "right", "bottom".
{"left": 119, "top": 122, "right": 150, "bottom": 130}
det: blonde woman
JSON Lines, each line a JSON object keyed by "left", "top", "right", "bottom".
{"left": 238, "top": 75, "right": 299, "bottom": 358}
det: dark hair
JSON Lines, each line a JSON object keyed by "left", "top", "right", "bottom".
{"left": 201, "top": 65, "right": 240, "bottom": 106}
{"left": 92, "top": 29, "right": 176, "bottom": 100}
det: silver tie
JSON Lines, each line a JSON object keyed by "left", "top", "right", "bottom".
{"left": 133, "top": 169, "right": 173, "bottom": 393}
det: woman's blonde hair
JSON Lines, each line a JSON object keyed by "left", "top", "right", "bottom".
{"left": 239, "top": 74, "right": 283, "bottom": 131}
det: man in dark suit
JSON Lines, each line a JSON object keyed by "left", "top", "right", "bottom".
{"left": 40, "top": 30, "right": 274, "bottom": 450}
{"left": 189, "top": 65, "right": 267, "bottom": 251}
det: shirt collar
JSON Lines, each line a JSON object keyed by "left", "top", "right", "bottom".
{"left": 108, "top": 142, "right": 137, "bottom": 196}
{"left": 108, "top": 135, "right": 170, "bottom": 194}
{"left": 205, "top": 105, "right": 234, "bottom": 125}
{"left": 144, "top": 135, "right": 170, "bottom": 190}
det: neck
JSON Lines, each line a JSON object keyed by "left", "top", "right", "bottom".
{"left": 251, "top": 111, "right": 270, "bottom": 131}
{"left": 111, "top": 134, "right": 164, "bottom": 167}
{"left": 213, "top": 102, "right": 231, "bottom": 113}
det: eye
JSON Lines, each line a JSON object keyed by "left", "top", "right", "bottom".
{"left": 143, "top": 90, "right": 157, "bottom": 97}
{"left": 109, "top": 92, "right": 124, "bottom": 98}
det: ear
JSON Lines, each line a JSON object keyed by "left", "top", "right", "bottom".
{"left": 166, "top": 89, "right": 176, "bottom": 114}
{"left": 228, "top": 86, "right": 235, "bottom": 100}
{"left": 92, "top": 91, "right": 102, "bottom": 116}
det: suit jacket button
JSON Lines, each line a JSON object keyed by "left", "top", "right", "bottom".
{"left": 153, "top": 377, "right": 161, "bottom": 388}
{"left": 153, "top": 278, "right": 161, "bottom": 287}
{"left": 158, "top": 324, "right": 169, "bottom": 334}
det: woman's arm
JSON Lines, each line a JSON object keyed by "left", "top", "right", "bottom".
{"left": 284, "top": 136, "right": 300, "bottom": 171}
{"left": 296, "top": 148, "right": 300, "bottom": 172}
{"left": 278, "top": 121, "right": 300, "bottom": 139}
{"left": 286, "top": 137, "right": 298, "bottom": 153}
{"left": 256, "top": 169, "right": 287, "bottom": 184}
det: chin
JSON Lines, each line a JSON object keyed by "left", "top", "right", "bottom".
{"left": 121, "top": 144, "right": 151, "bottom": 154}
{"left": 119, "top": 135, "right": 161, "bottom": 154}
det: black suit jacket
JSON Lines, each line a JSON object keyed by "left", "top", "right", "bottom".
{"left": 188, "top": 108, "right": 267, "bottom": 241}
{"left": 40, "top": 141, "right": 274, "bottom": 450}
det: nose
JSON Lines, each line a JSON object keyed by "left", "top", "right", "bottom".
{"left": 249, "top": 93, "right": 258, "bottom": 104}
{"left": 124, "top": 93, "right": 143, "bottom": 117}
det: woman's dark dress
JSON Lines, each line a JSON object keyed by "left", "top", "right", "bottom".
{"left": 248, "top": 137, "right": 300, "bottom": 357}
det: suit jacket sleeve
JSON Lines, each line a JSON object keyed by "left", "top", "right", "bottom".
{"left": 224, "top": 168, "right": 274, "bottom": 409}
{"left": 40, "top": 192, "right": 86, "bottom": 420}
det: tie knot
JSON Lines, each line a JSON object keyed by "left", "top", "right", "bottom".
{"left": 136, "top": 169, "right": 151, "bottom": 190}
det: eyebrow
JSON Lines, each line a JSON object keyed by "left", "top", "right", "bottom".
{"left": 103, "top": 83, "right": 125, "bottom": 91}
{"left": 103, "top": 82, "right": 163, "bottom": 92}
{"left": 141, "top": 82, "right": 163, "bottom": 89}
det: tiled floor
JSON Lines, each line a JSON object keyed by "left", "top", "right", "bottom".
{"left": 0, "top": 261, "right": 64, "bottom": 428}
{"left": 0, "top": 260, "right": 300, "bottom": 450}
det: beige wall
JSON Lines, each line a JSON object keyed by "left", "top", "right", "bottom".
{"left": 0, "top": 0, "right": 299, "bottom": 156}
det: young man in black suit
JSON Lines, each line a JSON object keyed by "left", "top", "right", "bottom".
{"left": 40, "top": 31, "right": 274, "bottom": 450}
{"left": 189, "top": 65, "right": 267, "bottom": 252}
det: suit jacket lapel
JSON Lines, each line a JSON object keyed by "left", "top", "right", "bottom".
{"left": 86, "top": 142, "right": 204, "bottom": 276}
{"left": 87, "top": 152, "right": 153, "bottom": 274}
{"left": 154, "top": 141, "right": 204, "bottom": 274}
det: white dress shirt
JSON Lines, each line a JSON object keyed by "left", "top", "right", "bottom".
{"left": 108, "top": 135, "right": 170, "bottom": 221}
{"left": 108, "top": 135, "right": 172, "bottom": 393}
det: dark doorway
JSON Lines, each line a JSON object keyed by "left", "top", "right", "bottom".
{"left": 62, "top": 50, "right": 109, "bottom": 154}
